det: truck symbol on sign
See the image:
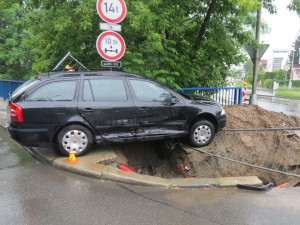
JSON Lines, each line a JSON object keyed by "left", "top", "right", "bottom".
{"left": 105, "top": 48, "right": 118, "bottom": 54}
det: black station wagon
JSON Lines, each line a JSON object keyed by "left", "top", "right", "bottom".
{"left": 6, "top": 71, "right": 226, "bottom": 156}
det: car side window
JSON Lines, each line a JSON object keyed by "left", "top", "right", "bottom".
{"left": 129, "top": 80, "right": 172, "bottom": 102}
{"left": 27, "top": 80, "right": 77, "bottom": 101}
{"left": 83, "top": 80, "right": 93, "bottom": 101}
{"left": 84, "top": 79, "right": 127, "bottom": 102}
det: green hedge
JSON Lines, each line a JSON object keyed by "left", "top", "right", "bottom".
{"left": 293, "top": 80, "right": 300, "bottom": 87}
{"left": 263, "top": 79, "right": 273, "bottom": 89}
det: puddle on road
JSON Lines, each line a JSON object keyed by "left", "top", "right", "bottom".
{"left": 0, "top": 128, "right": 36, "bottom": 169}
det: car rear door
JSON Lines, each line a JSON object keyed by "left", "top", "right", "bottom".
{"left": 19, "top": 78, "right": 80, "bottom": 145}
{"left": 78, "top": 77, "right": 136, "bottom": 141}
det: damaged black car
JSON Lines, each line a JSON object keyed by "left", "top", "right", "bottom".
{"left": 6, "top": 71, "right": 226, "bottom": 156}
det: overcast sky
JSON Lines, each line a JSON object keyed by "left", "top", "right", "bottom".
{"left": 261, "top": 0, "right": 300, "bottom": 59}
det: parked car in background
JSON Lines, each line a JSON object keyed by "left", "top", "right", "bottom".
{"left": 6, "top": 71, "right": 226, "bottom": 156}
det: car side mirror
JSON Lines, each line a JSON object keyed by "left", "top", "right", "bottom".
{"left": 171, "top": 97, "right": 177, "bottom": 104}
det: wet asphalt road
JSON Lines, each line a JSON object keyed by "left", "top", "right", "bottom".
{"left": 1, "top": 127, "right": 300, "bottom": 225}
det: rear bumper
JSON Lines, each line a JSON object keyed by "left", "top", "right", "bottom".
{"left": 7, "top": 126, "right": 51, "bottom": 147}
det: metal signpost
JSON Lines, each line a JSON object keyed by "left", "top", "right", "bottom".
{"left": 96, "top": 0, "right": 127, "bottom": 68}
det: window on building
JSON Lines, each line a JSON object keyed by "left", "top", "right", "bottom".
{"left": 273, "top": 58, "right": 283, "bottom": 71}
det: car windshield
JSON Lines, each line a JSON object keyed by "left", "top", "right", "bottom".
{"left": 11, "top": 78, "right": 40, "bottom": 100}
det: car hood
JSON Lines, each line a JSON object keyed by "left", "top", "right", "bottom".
{"left": 186, "top": 95, "right": 222, "bottom": 107}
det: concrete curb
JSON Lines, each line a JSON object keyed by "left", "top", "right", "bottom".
{"left": 0, "top": 113, "right": 263, "bottom": 188}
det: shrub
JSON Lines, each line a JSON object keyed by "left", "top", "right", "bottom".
{"left": 265, "top": 71, "right": 277, "bottom": 80}
{"left": 245, "top": 74, "right": 253, "bottom": 84}
{"left": 257, "top": 70, "right": 266, "bottom": 81}
{"left": 263, "top": 79, "right": 273, "bottom": 89}
{"left": 274, "top": 70, "right": 286, "bottom": 85}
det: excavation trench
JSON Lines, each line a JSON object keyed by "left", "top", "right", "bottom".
{"left": 98, "top": 105, "right": 300, "bottom": 186}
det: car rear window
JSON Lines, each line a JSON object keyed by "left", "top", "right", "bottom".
{"left": 11, "top": 78, "right": 40, "bottom": 101}
{"left": 27, "top": 80, "right": 78, "bottom": 101}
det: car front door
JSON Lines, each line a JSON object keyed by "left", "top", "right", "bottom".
{"left": 78, "top": 78, "right": 136, "bottom": 141}
{"left": 127, "top": 79, "right": 187, "bottom": 139}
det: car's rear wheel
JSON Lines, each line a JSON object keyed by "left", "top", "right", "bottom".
{"left": 188, "top": 120, "right": 215, "bottom": 147}
{"left": 57, "top": 125, "right": 93, "bottom": 156}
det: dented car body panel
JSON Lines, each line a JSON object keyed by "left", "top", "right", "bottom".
{"left": 6, "top": 71, "right": 226, "bottom": 148}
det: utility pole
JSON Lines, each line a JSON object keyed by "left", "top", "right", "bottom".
{"left": 250, "top": 3, "right": 262, "bottom": 105}
{"left": 288, "top": 51, "right": 295, "bottom": 89}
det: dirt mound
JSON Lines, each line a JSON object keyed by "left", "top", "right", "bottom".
{"left": 185, "top": 105, "right": 300, "bottom": 186}
{"left": 225, "top": 105, "right": 300, "bottom": 129}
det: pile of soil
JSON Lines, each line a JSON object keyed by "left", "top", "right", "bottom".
{"left": 185, "top": 105, "right": 300, "bottom": 185}
{"left": 225, "top": 105, "right": 300, "bottom": 129}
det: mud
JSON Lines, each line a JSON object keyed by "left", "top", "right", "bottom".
{"left": 112, "top": 105, "right": 300, "bottom": 186}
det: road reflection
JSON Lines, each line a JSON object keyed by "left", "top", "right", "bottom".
{"left": 254, "top": 89, "right": 300, "bottom": 117}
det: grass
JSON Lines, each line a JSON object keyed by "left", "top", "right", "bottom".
{"left": 276, "top": 86, "right": 300, "bottom": 92}
{"left": 215, "top": 178, "right": 221, "bottom": 186}
{"left": 275, "top": 86, "right": 300, "bottom": 98}
{"left": 275, "top": 91, "right": 300, "bottom": 98}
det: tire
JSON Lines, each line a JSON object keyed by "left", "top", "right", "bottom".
{"left": 57, "top": 125, "right": 93, "bottom": 156}
{"left": 188, "top": 120, "right": 215, "bottom": 147}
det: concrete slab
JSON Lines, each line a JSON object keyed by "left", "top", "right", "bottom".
{"left": 170, "top": 178, "right": 218, "bottom": 188}
{"left": 217, "top": 176, "right": 263, "bottom": 187}
{"left": 84, "top": 146, "right": 117, "bottom": 164}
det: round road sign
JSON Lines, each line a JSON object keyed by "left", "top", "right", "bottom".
{"left": 96, "top": 31, "right": 126, "bottom": 61}
{"left": 96, "top": 0, "right": 127, "bottom": 24}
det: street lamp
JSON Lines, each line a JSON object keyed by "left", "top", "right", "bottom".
{"left": 289, "top": 30, "right": 300, "bottom": 90}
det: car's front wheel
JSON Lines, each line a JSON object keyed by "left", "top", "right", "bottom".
{"left": 57, "top": 125, "right": 93, "bottom": 156}
{"left": 188, "top": 120, "right": 215, "bottom": 147}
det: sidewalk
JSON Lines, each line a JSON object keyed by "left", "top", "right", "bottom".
{"left": 0, "top": 97, "right": 262, "bottom": 188}
{"left": 0, "top": 98, "right": 7, "bottom": 127}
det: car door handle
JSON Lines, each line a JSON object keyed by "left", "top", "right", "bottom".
{"left": 82, "top": 108, "right": 94, "bottom": 113}
{"left": 138, "top": 107, "right": 148, "bottom": 112}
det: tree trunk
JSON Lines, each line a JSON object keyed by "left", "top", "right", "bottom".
{"left": 191, "top": 0, "right": 216, "bottom": 59}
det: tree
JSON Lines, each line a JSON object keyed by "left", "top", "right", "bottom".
{"left": 288, "top": 0, "right": 300, "bottom": 16}
{"left": 289, "top": 33, "right": 300, "bottom": 68}
{"left": 122, "top": 0, "right": 261, "bottom": 88}
{"left": 4, "top": 0, "right": 289, "bottom": 87}
{"left": 0, "top": 2, "right": 34, "bottom": 80}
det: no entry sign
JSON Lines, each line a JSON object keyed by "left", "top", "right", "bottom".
{"left": 96, "top": 0, "right": 127, "bottom": 24}
{"left": 96, "top": 31, "right": 126, "bottom": 61}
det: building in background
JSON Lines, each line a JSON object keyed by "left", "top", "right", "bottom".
{"left": 262, "top": 49, "right": 289, "bottom": 72}
{"left": 293, "top": 66, "right": 300, "bottom": 80}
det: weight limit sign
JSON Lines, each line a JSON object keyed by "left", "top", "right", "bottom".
{"left": 96, "top": 0, "right": 127, "bottom": 24}
{"left": 96, "top": 31, "right": 126, "bottom": 61}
